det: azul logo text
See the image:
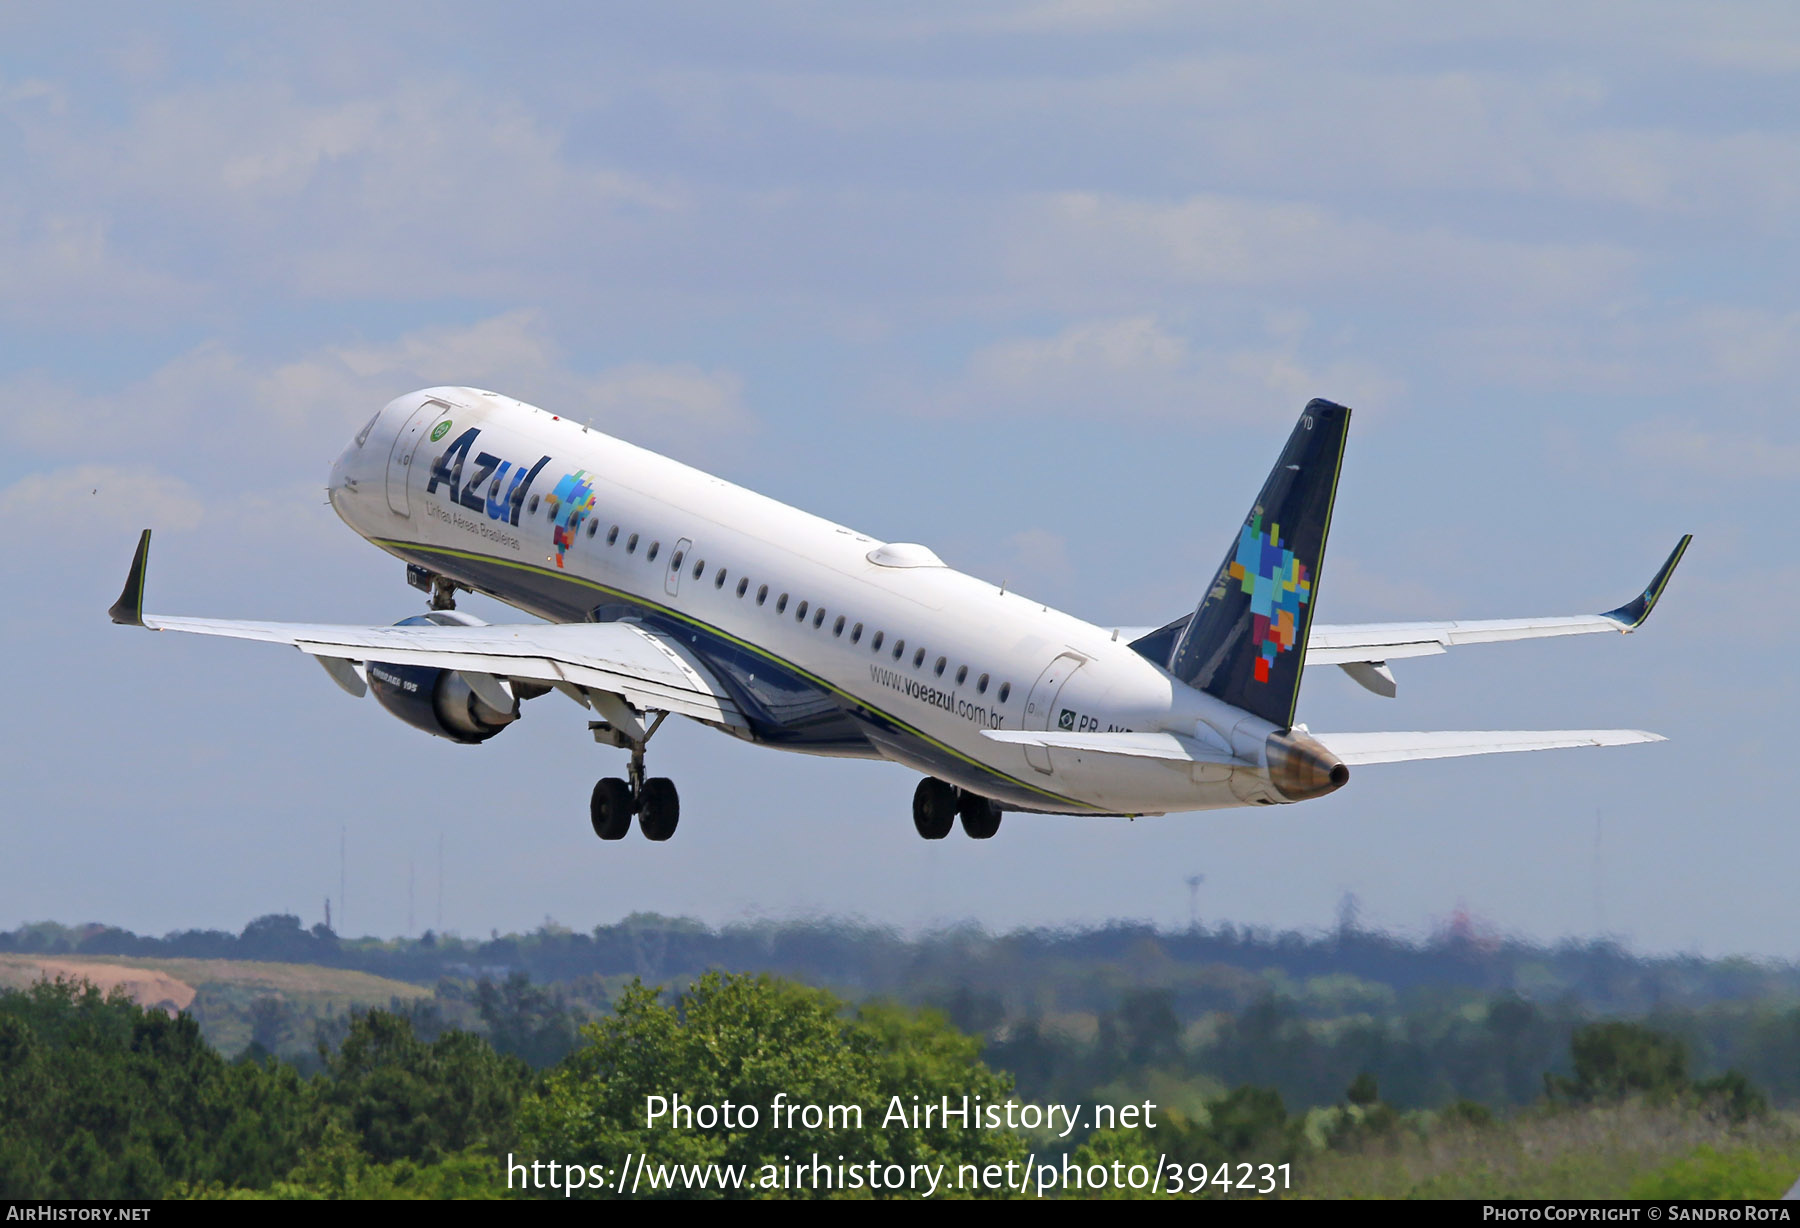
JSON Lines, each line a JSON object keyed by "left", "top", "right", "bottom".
{"left": 427, "top": 428, "right": 552, "bottom": 528}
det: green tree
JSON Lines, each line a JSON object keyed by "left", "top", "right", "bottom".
{"left": 1547, "top": 1021, "right": 1690, "bottom": 1104}
{"left": 1070, "top": 1084, "right": 1301, "bottom": 1200}
{"left": 1692, "top": 1069, "right": 1769, "bottom": 1123}
{"left": 475, "top": 971, "right": 583, "bottom": 1068}
{"left": 0, "top": 980, "right": 313, "bottom": 1197}
{"left": 184, "top": 1125, "right": 505, "bottom": 1201}
{"left": 319, "top": 1009, "right": 530, "bottom": 1165}
{"left": 1629, "top": 1145, "right": 1797, "bottom": 1200}
{"left": 1102, "top": 989, "right": 1184, "bottom": 1071}
{"left": 517, "top": 972, "right": 1024, "bottom": 1199}
{"left": 1192, "top": 1085, "right": 1302, "bottom": 1166}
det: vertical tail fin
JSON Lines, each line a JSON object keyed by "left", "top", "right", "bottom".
{"left": 1165, "top": 398, "right": 1351, "bottom": 728}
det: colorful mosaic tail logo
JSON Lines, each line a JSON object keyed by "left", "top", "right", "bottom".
{"left": 547, "top": 469, "right": 598, "bottom": 568}
{"left": 1228, "top": 513, "right": 1313, "bottom": 683}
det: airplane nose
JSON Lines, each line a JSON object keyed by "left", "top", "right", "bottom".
{"left": 327, "top": 440, "right": 361, "bottom": 508}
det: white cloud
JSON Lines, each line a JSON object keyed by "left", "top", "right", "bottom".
{"left": 0, "top": 206, "right": 199, "bottom": 325}
{"left": 1626, "top": 420, "right": 1800, "bottom": 482}
{"left": 1006, "top": 192, "right": 1638, "bottom": 314}
{"left": 1448, "top": 303, "right": 1800, "bottom": 395}
{"left": 0, "top": 464, "right": 204, "bottom": 532}
{"left": 1691, "top": 307, "right": 1800, "bottom": 385}
{"left": 578, "top": 363, "right": 749, "bottom": 431}
{"left": 1, "top": 311, "right": 753, "bottom": 463}
{"left": 933, "top": 314, "right": 1402, "bottom": 422}
{"left": 1, "top": 76, "right": 680, "bottom": 309}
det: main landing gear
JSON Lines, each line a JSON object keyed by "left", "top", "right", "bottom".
{"left": 588, "top": 709, "right": 681, "bottom": 842}
{"left": 912, "top": 778, "right": 1003, "bottom": 841}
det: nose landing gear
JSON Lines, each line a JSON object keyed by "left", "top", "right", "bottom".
{"left": 913, "top": 778, "right": 1003, "bottom": 840}
{"left": 588, "top": 708, "right": 680, "bottom": 842}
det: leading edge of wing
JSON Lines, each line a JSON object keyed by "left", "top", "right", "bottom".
{"left": 108, "top": 529, "right": 744, "bottom": 728}
{"left": 1310, "top": 728, "right": 1665, "bottom": 766}
{"left": 148, "top": 616, "right": 746, "bottom": 729}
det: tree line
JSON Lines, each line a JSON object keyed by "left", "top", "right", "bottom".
{"left": 2, "top": 972, "right": 1792, "bottom": 1199}
{"left": 8, "top": 911, "right": 1796, "bottom": 1018}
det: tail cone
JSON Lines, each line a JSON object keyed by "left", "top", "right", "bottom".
{"left": 1266, "top": 729, "right": 1350, "bottom": 801}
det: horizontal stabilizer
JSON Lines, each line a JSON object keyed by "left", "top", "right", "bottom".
{"left": 982, "top": 729, "right": 1238, "bottom": 766}
{"left": 1311, "top": 728, "right": 1664, "bottom": 765}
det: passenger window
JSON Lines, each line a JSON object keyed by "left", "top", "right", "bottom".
{"left": 795, "top": 600, "right": 809, "bottom": 621}
{"left": 626, "top": 533, "right": 639, "bottom": 554}
{"left": 528, "top": 495, "right": 540, "bottom": 515}
{"left": 756, "top": 584, "right": 768, "bottom": 606}
{"left": 647, "top": 541, "right": 660, "bottom": 561}
{"left": 607, "top": 525, "right": 620, "bottom": 546}
{"left": 892, "top": 639, "right": 905, "bottom": 660}
{"left": 851, "top": 622, "right": 863, "bottom": 643}
{"left": 586, "top": 519, "right": 598, "bottom": 537}
{"left": 738, "top": 578, "right": 750, "bottom": 598}
{"left": 671, "top": 549, "right": 685, "bottom": 570}
{"left": 913, "top": 648, "right": 925, "bottom": 669}
{"left": 871, "top": 631, "right": 884, "bottom": 651}
{"left": 977, "top": 673, "right": 989, "bottom": 694}
{"left": 934, "top": 656, "right": 947, "bottom": 677}
{"left": 833, "top": 616, "right": 845, "bottom": 637}
{"left": 998, "top": 683, "right": 1011, "bottom": 703}
{"left": 813, "top": 608, "right": 827, "bottom": 629}
{"left": 693, "top": 559, "right": 705, "bottom": 580}
{"left": 716, "top": 569, "right": 728, "bottom": 589}
{"left": 955, "top": 665, "right": 967, "bottom": 685}
{"left": 776, "top": 593, "right": 788, "bottom": 613}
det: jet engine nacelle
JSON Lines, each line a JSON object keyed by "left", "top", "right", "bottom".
{"left": 366, "top": 612, "right": 518, "bottom": 744}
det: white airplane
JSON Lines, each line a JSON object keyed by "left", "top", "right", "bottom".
{"left": 111, "top": 389, "right": 1689, "bottom": 842}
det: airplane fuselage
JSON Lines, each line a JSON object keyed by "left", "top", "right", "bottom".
{"left": 328, "top": 387, "right": 1286, "bottom": 816}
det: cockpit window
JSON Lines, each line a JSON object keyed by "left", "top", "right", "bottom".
{"left": 354, "top": 412, "right": 380, "bottom": 448}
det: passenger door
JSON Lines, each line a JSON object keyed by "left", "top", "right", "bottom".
{"left": 1021, "top": 651, "right": 1085, "bottom": 774}
{"left": 386, "top": 400, "right": 451, "bottom": 517}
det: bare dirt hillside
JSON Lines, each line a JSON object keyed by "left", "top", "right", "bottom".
{"left": 0, "top": 953, "right": 428, "bottom": 1019}
{"left": 0, "top": 957, "right": 198, "bottom": 1012}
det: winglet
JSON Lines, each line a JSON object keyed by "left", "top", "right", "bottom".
{"left": 109, "top": 530, "right": 152, "bottom": 626}
{"left": 1602, "top": 534, "right": 1692, "bottom": 630}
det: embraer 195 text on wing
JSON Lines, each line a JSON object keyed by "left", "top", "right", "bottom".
{"left": 111, "top": 389, "right": 1689, "bottom": 842}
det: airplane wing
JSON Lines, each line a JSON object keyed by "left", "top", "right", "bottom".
{"left": 1308, "top": 534, "right": 1691, "bottom": 698}
{"left": 1127, "top": 535, "right": 1691, "bottom": 697}
{"left": 107, "top": 530, "right": 745, "bottom": 729}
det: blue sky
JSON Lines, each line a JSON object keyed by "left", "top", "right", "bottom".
{"left": 2, "top": 3, "right": 1795, "bottom": 955}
